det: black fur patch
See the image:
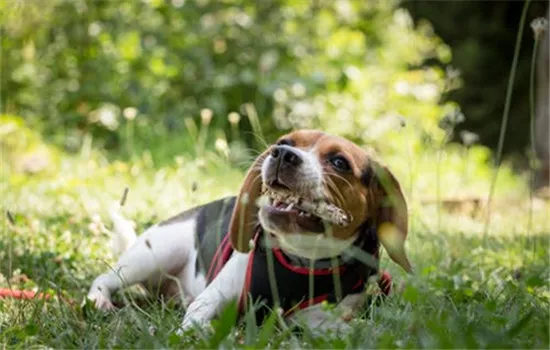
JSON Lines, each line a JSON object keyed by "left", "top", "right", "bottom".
{"left": 194, "top": 196, "right": 236, "bottom": 276}
{"left": 360, "top": 165, "right": 374, "bottom": 187}
{"left": 357, "top": 219, "right": 380, "bottom": 257}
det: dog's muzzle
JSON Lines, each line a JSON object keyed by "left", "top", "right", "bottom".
{"left": 258, "top": 145, "right": 350, "bottom": 234}
{"left": 264, "top": 145, "right": 303, "bottom": 190}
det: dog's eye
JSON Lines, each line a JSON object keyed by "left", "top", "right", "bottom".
{"left": 276, "top": 138, "right": 294, "bottom": 146}
{"left": 329, "top": 156, "right": 351, "bottom": 172}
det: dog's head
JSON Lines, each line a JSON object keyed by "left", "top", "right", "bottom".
{"left": 228, "top": 129, "right": 411, "bottom": 272}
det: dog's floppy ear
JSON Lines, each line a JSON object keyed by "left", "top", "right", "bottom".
{"left": 373, "top": 163, "right": 412, "bottom": 273}
{"left": 229, "top": 150, "right": 269, "bottom": 252}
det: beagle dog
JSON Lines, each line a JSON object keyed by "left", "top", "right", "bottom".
{"left": 87, "top": 129, "right": 412, "bottom": 332}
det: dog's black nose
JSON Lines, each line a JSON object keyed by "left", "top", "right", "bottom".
{"left": 271, "top": 145, "right": 302, "bottom": 166}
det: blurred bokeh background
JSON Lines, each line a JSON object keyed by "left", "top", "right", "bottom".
{"left": 1, "top": 0, "right": 549, "bottom": 203}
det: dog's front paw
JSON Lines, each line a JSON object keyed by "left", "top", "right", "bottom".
{"left": 178, "top": 298, "right": 217, "bottom": 335}
{"left": 86, "top": 290, "right": 116, "bottom": 311}
{"left": 287, "top": 303, "right": 354, "bottom": 336}
{"left": 177, "top": 317, "right": 213, "bottom": 336}
{"left": 316, "top": 317, "right": 352, "bottom": 334}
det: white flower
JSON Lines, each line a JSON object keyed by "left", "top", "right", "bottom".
{"left": 171, "top": 0, "right": 185, "bottom": 8}
{"left": 235, "top": 12, "right": 252, "bottom": 28}
{"left": 412, "top": 84, "right": 439, "bottom": 101}
{"left": 531, "top": 17, "right": 548, "bottom": 40}
{"left": 292, "top": 101, "right": 313, "bottom": 118}
{"left": 90, "top": 104, "right": 120, "bottom": 130}
{"left": 394, "top": 81, "right": 410, "bottom": 95}
{"left": 259, "top": 50, "right": 279, "bottom": 72}
{"left": 200, "top": 108, "right": 213, "bottom": 125}
{"left": 215, "top": 138, "right": 228, "bottom": 156}
{"left": 446, "top": 66, "right": 461, "bottom": 80}
{"left": 273, "top": 88, "right": 288, "bottom": 103}
{"left": 228, "top": 112, "right": 240, "bottom": 125}
{"left": 460, "top": 130, "right": 479, "bottom": 146}
{"left": 291, "top": 82, "right": 306, "bottom": 97}
{"left": 344, "top": 65, "right": 361, "bottom": 81}
{"left": 123, "top": 107, "right": 138, "bottom": 120}
{"left": 88, "top": 22, "right": 101, "bottom": 37}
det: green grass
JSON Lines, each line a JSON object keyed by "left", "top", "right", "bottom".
{"left": 1, "top": 128, "right": 549, "bottom": 348}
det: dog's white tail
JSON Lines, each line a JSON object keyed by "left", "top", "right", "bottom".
{"left": 108, "top": 203, "right": 137, "bottom": 257}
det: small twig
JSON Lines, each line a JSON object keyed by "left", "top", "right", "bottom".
{"left": 5, "top": 210, "right": 15, "bottom": 291}
{"left": 6, "top": 210, "right": 15, "bottom": 226}
{"left": 119, "top": 187, "right": 129, "bottom": 207}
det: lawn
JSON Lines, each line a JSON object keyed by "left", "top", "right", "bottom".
{"left": 1, "top": 133, "right": 549, "bottom": 349}
{"left": 1, "top": 0, "right": 548, "bottom": 347}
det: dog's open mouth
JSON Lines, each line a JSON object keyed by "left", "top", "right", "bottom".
{"left": 258, "top": 186, "right": 350, "bottom": 233}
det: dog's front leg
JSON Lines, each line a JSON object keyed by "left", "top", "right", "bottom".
{"left": 180, "top": 251, "right": 249, "bottom": 331}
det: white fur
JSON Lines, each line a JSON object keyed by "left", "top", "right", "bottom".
{"left": 269, "top": 232, "right": 358, "bottom": 260}
{"left": 180, "top": 252, "right": 248, "bottom": 331}
{"left": 87, "top": 213, "right": 205, "bottom": 309}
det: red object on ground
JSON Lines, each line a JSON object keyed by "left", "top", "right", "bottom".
{"left": 0, "top": 288, "right": 50, "bottom": 300}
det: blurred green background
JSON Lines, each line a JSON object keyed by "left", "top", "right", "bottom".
{"left": 1, "top": 0, "right": 547, "bottom": 171}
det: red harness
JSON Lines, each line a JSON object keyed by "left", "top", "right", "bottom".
{"left": 206, "top": 230, "right": 392, "bottom": 320}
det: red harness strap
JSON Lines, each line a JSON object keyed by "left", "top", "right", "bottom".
{"left": 207, "top": 231, "right": 393, "bottom": 317}
{"left": 271, "top": 247, "right": 346, "bottom": 276}
{"left": 205, "top": 233, "right": 233, "bottom": 283}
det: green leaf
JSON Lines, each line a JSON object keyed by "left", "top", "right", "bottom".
{"left": 255, "top": 309, "right": 278, "bottom": 348}
{"left": 403, "top": 284, "right": 419, "bottom": 303}
{"left": 207, "top": 301, "right": 239, "bottom": 348}
{"left": 506, "top": 310, "right": 534, "bottom": 337}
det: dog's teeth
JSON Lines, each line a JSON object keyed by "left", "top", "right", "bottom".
{"left": 286, "top": 203, "right": 294, "bottom": 211}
